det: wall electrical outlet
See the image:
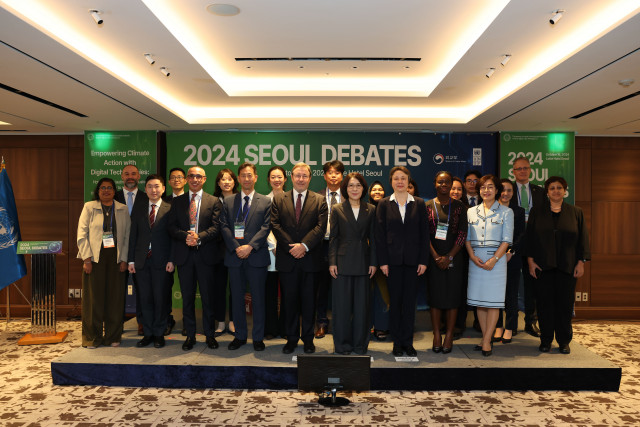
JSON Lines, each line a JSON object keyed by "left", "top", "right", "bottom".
{"left": 582, "top": 292, "right": 588, "bottom": 302}
{"left": 69, "top": 289, "right": 75, "bottom": 299}
{"left": 74, "top": 288, "right": 82, "bottom": 298}
{"left": 575, "top": 292, "right": 582, "bottom": 302}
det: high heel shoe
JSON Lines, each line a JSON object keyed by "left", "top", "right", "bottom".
{"left": 482, "top": 349, "right": 492, "bottom": 357}
{"left": 442, "top": 347, "right": 452, "bottom": 354}
{"left": 491, "top": 335, "right": 503, "bottom": 343}
{"left": 432, "top": 345, "right": 443, "bottom": 353}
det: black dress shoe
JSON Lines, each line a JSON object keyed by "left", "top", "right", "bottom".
{"left": 374, "top": 330, "right": 389, "bottom": 341}
{"left": 137, "top": 336, "right": 153, "bottom": 347}
{"left": 525, "top": 323, "right": 541, "bottom": 337}
{"left": 206, "top": 336, "right": 219, "bottom": 349}
{"left": 164, "top": 318, "right": 176, "bottom": 336}
{"left": 182, "top": 337, "right": 196, "bottom": 351}
{"left": 404, "top": 345, "right": 417, "bottom": 357}
{"left": 539, "top": 343, "right": 551, "bottom": 352}
{"left": 154, "top": 336, "right": 165, "bottom": 348}
{"left": 253, "top": 341, "right": 265, "bottom": 351}
{"left": 228, "top": 338, "right": 247, "bottom": 350}
{"left": 314, "top": 325, "right": 327, "bottom": 339}
{"left": 392, "top": 345, "right": 404, "bottom": 357}
{"left": 559, "top": 344, "right": 571, "bottom": 354}
{"left": 283, "top": 341, "right": 297, "bottom": 354}
{"left": 304, "top": 342, "right": 316, "bottom": 354}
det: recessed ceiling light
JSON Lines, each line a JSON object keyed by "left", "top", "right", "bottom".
{"left": 0, "top": 121, "right": 11, "bottom": 125}
{"left": 206, "top": 4, "right": 240, "bottom": 16}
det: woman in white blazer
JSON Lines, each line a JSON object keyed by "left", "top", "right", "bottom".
{"left": 77, "top": 177, "right": 130, "bottom": 348}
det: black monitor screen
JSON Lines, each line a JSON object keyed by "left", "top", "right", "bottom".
{"left": 297, "top": 354, "right": 371, "bottom": 392}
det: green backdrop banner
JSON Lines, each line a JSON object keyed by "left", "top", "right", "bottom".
{"left": 499, "top": 132, "right": 575, "bottom": 204}
{"left": 84, "top": 131, "right": 157, "bottom": 202}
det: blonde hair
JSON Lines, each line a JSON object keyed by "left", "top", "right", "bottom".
{"left": 292, "top": 162, "right": 311, "bottom": 176}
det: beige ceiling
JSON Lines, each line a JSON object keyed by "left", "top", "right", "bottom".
{"left": 0, "top": 0, "right": 639, "bottom": 135}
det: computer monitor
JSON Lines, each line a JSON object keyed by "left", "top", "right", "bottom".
{"left": 297, "top": 354, "right": 371, "bottom": 406}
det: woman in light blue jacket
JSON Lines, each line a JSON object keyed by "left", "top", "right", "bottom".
{"left": 465, "top": 175, "right": 513, "bottom": 356}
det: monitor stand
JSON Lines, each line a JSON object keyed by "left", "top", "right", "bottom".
{"left": 318, "top": 385, "right": 350, "bottom": 407}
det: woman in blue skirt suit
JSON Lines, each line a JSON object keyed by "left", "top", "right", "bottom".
{"left": 465, "top": 175, "right": 513, "bottom": 356}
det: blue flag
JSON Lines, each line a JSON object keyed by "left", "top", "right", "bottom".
{"left": 0, "top": 168, "right": 27, "bottom": 290}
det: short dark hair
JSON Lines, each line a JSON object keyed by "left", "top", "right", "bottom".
{"left": 477, "top": 174, "right": 502, "bottom": 198}
{"left": 267, "top": 166, "right": 288, "bottom": 191}
{"left": 433, "top": 170, "right": 453, "bottom": 184}
{"left": 368, "top": 180, "right": 385, "bottom": 205}
{"left": 408, "top": 178, "right": 420, "bottom": 197}
{"left": 544, "top": 176, "right": 568, "bottom": 192}
{"left": 145, "top": 174, "right": 165, "bottom": 186}
{"left": 93, "top": 178, "right": 116, "bottom": 201}
{"left": 213, "top": 168, "right": 239, "bottom": 197}
{"left": 169, "top": 167, "right": 185, "bottom": 178}
{"left": 238, "top": 162, "right": 257, "bottom": 175}
{"left": 323, "top": 160, "right": 345, "bottom": 174}
{"left": 500, "top": 178, "right": 515, "bottom": 191}
{"left": 464, "top": 170, "right": 482, "bottom": 181}
{"left": 389, "top": 166, "right": 411, "bottom": 185}
{"left": 340, "top": 172, "right": 368, "bottom": 200}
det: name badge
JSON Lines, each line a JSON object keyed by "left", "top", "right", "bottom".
{"left": 102, "top": 232, "right": 115, "bottom": 248}
{"left": 435, "top": 224, "right": 448, "bottom": 240}
{"left": 234, "top": 222, "right": 245, "bottom": 239}
{"left": 189, "top": 224, "right": 196, "bottom": 232}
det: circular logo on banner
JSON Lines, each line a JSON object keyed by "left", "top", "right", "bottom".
{"left": 48, "top": 242, "right": 62, "bottom": 253}
{"left": 433, "top": 153, "right": 444, "bottom": 165}
{"left": 87, "top": 133, "right": 94, "bottom": 141}
{"left": 503, "top": 133, "right": 511, "bottom": 142}
{"left": 0, "top": 207, "right": 18, "bottom": 250}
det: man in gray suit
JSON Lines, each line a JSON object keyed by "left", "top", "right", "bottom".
{"left": 127, "top": 174, "right": 174, "bottom": 348}
{"left": 220, "top": 163, "right": 272, "bottom": 351}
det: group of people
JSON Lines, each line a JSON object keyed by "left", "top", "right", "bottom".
{"left": 77, "top": 155, "right": 589, "bottom": 357}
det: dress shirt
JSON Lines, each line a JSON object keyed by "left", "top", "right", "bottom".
{"left": 390, "top": 192, "right": 415, "bottom": 223}
{"left": 325, "top": 188, "right": 341, "bottom": 239}
{"left": 188, "top": 189, "right": 204, "bottom": 233}
{"left": 292, "top": 189, "right": 309, "bottom": 251}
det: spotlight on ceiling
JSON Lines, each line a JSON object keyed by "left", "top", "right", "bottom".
{"left": 485, "top": 68, "right": 496, "bottom": 78}
{"left": 89, "top": 10, "right": 103, "bottom": 25}
{"left": 500, "top": 55, "right": 511, "bottom": 66}
{"left": 550, "top": 9, "right": 564, "bottom": 25}
{"left": 144, "top": 53, "right": 155, "bottom": 65}
{"left": 160, "top": 67, "right": 170, "bottom": 77}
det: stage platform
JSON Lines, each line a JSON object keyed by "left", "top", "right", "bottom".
{"left": 51, "top": 315, "right": 621, "bottom": 391}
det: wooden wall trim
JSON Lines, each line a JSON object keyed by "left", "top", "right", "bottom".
{"left": 575, "top": 307, "right": 640, "bottom": 320}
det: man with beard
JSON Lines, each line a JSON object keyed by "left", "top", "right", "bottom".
{"left": 116, "top": 164, "right": 148, "bottom": 334}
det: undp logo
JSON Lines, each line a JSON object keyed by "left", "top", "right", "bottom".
{"left": 433, "top": 153, "right": 444, "bottom": 165}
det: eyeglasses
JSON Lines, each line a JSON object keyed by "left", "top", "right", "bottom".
{"left": 187, "top": 174, "right": 205, "bottom": 180}
{"left": 293, "top": 174, "right": 309, "bottom": 180}
{"left": 170, "top": 175, "right": 185, "bottom": 181}
{"left": 347, "top": 183, "right": 363, "bottom": 189}
{"left": 99, "top": 186, "right": 114, "bottom": 191}
{"left": 465, "top": 179, "right": 478, "bottom": 183}
{"left": 513, "top": 167, "right": 531, "bottom": 172}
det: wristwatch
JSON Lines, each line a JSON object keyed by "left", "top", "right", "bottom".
{"left": 494, "top": 256, "right": 499, "bottom": 261}
{"left": 448, "top": 256, "right": 454, "bottom": 261}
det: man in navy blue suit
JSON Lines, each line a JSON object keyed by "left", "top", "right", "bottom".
{"left": 220, "top": 163, "right": 272, "bottom": 351}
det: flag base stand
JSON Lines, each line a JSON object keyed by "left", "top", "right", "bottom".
{"left": 18, "top": 331, "right": 68, "bottom": 346}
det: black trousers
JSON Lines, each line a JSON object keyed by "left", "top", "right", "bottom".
{"left": 535, "top": 268, "right": 576, "bottom": 346}
{"left": 177, "top": 250, "right": 216, "bottom": 338}
{"left": 315, "top": 240, "right": 331, "bottom": 325}
{"left": 388, "top": 265, "right": 419, "bottom": 347}
{"left": 497, "top": 266, "right": 520, "bottom": 331}
{"left": 212, "top": 261, "right": 232, "bottom": 323}
{"left": 280, "top": 263, "right": 317, "bottom": 344}
{"left": 136, "top": 262, "right": 170, "bottom": 337}
{"left": 521, "top": 256, "right": 538, "bottom": 325}
{"left": 264, "top": 271, "right": 286, "bottom": 337}
{"left": 332, "top": 274, "right": 371, "bottom": 354}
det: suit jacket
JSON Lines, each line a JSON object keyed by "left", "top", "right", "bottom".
{"left": 77, "top": 200, "right": 130, "bottom": 264}
{"left": 511, "top": 182, "right": 545, "bottom": 211}
{"left": 167, "top": 191, "right": 221, "bottom": 266}
{"left": 375, "top": 195, "right": 429, "bottom": 267}
{"left": 116, "top": 188, "right": 149, "bottom": 215}
{"left": 220, "top": 192, "right": 272, "bottom": 268}
{"left": 128, "top": 199, "right": 173, "bottom": 269}
{"left": 270, "top": 189, "right": 328, "bottom": 272}
{"left": 507, "top": 204, "right": 526, "bottom": 270}
{"left": 328, "top": 201, "right": 377, "bottom": 276}
{"left": 525, "top": 200, "right": 591, "bottom": 275}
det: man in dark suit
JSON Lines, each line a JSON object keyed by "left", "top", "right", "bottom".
{"left": 271, "top": 162, "right": 328, "bottom": 354}
{"left": 512, "top": 156, "right": 545, "bottom": 337}
{"left": 127, "top": 174, "right": 174, "bottom": 348}
{"left": 115, "top": 164, "right": 149, "bottom": 335}
{"left": 167, "top": 166, "right": 222, "bottom": 351}
{"left": 163, "top": 167, "right": 187, "bottom": 336}
{"left": 220, "top": 163, "right": 271, "bottom": 351}
{"left": 314, "top": 160, "right": 344, "bottom": 339}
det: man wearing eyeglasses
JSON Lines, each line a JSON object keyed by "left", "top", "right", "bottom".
{"left": 463, "top": 170, "right": 481, "bottom": 207}
{"left": 167, "top": 166, "right": 222, "bottom": 351}
{"left": 271, "top": 162, "right": 328, "bottom": 354}
{"left": 511, "top": 156, "right": 545, "bottom": 338}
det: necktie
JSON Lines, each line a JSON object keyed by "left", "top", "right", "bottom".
{"left": 242, "top": 195, "right": 250, "bottom": 220}
{"left": 127, "top": 191, "right": 134, "bottom": 215}
{"left": 469, "top": 197, "right": 476, "bottom": 207}
{"left": 295, "top": 193, "right": 303, "bottom": 224}
{"left": 521, "top": 185, "right": 529, "bottom": 211}
{"left": 329, "top": 191, "right": 337, "bottom": 219}
{"left": 190, "top": 193, "right": 197, "bottom": 229}
{"left": 149, "top": 204, "right": 156, "bottom": 228}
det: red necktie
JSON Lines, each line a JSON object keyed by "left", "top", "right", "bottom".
{"left": 295, "top": 193, "right": 302, "bottom": 224}
{"left": 147, "top": 204, "right": 156, "bottom": 258}
{"left": 190, "top": 194, "right": 197, "bottom": 228}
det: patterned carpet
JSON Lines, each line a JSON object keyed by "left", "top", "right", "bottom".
{"left": 1, "top": 319, "right": 639, "bottom": 426}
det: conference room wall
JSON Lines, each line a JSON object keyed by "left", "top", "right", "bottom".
{"left": 0, "top": 134, "right": 638, "bottom": 319}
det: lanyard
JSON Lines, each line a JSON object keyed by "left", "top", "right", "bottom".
{"left": 235, "top": 199, "right": 251, "bottom": 223}
{"left": 433, "top": 198, "right": 450, "bottom": 226}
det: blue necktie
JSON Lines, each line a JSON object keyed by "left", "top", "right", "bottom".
{"left": 242, "top": 195, "right": 250, "bottom": 220}
{"left": 127, "top": 191, "right": 134, "bottom": 215}
{"left": 469, "top": 197, "right": 476, "bottom": 207}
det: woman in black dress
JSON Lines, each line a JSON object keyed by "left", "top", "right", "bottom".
{"left": 426, "top": 171, "right": 467, "bottom": 353}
